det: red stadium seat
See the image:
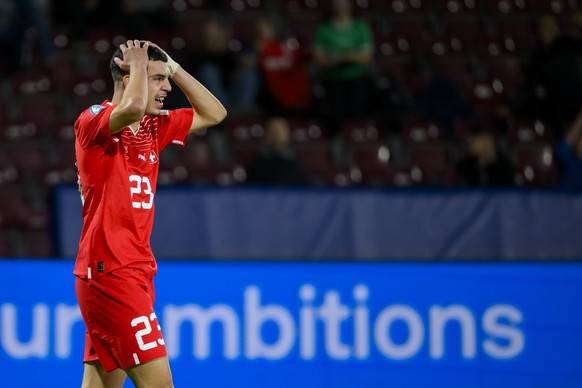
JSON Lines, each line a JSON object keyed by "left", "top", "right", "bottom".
{"left": 351, "top": 143, "right": 393, "bottom": 177}
{"left": 0, "top": 232, "right": 13, "bottom": 256}
{"left": 294, "top": 142, "right": 332, "bottom": 172}
{"left": 22, "top": 229, "right": 54, "bottom": 257}
{"left": 389, "top": 16, "right": 433, "bottom": 48}
{"left": 433, "top": 0, "right": 488, "bottom": 14}
{"left": 225, "top": 119, "right": 265, "bottom": 145}
{"left": 0, "top": 186, "right": 34, "bottom": 229}
{"left": 296, "top": 165, "right": 361, "bottom": 187}
{"left": 289, "top": 119, "right": 328, "bottom": 145}
{"left": 402, "top": 118, "right": 446, "bottom": 143}
{"left": 495, "top": 18, "right": 537, "bottom": 51}
{"left": 286, "top": 17, "right": 320, "bottom": 46}
{"left": 342, "top": 120, "right": 386, "bottom": 146}
{"left": 222, "top": 0, "right": 266, "bottom": 11}
{"left": 175, "top": 140, "right": 216, "bottom": 169}
{"left": 280, "top": 0, "right": 323, "bottom": 13}
{"left": 513, "top": 144, "right": 558, "bottom": 187}
{"left": 231, "top": 143, "right": 261, "bottom": 167}
{"left": 408, "top": 143, "right": 455, "bottom": 185}
{"left": 469, "top": 77, "right": 506, "bottom": 116}
{"left": 441, "top": 15, "right": 488, "bottom": 46}
{"left": 3, "top": 140, "right": 48, "bottom": 175}
{"left": 386, "top": 0, "right": 427, "bottom": 13}
{"left": 507, "top": 119, "right": 554, "bottom": 146}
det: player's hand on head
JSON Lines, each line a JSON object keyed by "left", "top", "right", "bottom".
{"left": 139, "top": 40, "right": 180, "bottom": 78}
{"left": 114, "top": 40, "right": 150, "bottom": 72}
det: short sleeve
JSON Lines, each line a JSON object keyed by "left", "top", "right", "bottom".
{"left": 156, "top": 108, "right": 194, "bottom": 150}
{"left": 74, "top": 103, "right": 116, "bottom": 149}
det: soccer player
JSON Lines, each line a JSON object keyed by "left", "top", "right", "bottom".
{"left": 73, "top": 40, "right": 226, "bottom": 387}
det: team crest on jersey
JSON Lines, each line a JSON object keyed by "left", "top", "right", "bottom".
{"left": 89, "top": 105, "right": 105, "bottom": 115}
{"left": 148, "top": 150, "right": 158, "bottom": 164}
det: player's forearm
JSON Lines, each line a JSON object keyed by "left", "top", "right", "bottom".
{"left": 118, "top": 64, "right": 149, "bottom": 119}
{"left": 172, "top": 67, "right": 227, "bottom": 129}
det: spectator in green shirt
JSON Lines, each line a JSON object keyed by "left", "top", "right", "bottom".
{"left": 312, "top": 0, "right": 375, "bottom": 137}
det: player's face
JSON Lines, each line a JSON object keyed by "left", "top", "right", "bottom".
{"left": 146, "top": 60, "right": 172, "bottom": 116}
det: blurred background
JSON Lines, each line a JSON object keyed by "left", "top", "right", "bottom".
{"left": 2, "top": 1, "right": 582, "bottom": 387}
{"left": 1, "top": 0, "right": 581, "bottom": 257}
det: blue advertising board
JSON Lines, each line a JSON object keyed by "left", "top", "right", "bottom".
{"left": 1, "top": 260, "right": 581, "bottom": 387}
{"left": 55, "top": 186, "right": 582, "bottom": 260}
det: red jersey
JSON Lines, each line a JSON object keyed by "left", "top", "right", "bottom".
{"left": 259, "top": 40, "right": 312, "bottom": 110}
{"left": 73, "top": 101, "right": 193, "bottom": 279}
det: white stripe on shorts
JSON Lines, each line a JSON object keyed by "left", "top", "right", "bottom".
{"left": 133, "top": 353, "right": 140, "bottom": 365}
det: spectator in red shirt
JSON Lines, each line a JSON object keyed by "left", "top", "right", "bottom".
{"left": 254, "top": 16, "right": 314, "bottom": 117}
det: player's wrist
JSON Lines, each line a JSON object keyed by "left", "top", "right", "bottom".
{"left": 164, "top": 52, "right": 180, "bottom": 78}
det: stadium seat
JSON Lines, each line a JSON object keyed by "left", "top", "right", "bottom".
{"left": 351, "top": 143, "right": 393, "bottom": 177}
{"left": 322, "top": 166, "right": 364, "bottom": 187}
{"left": 342, "top": 120, "right": 385, "bottom": 146}
{"left": 386, "top": 0, "right": 427, "bottom": 13}
{"left": 0, "top": 186, "right": 34, "bottom": 229}
{"left": 286, "top": 17, "right": 320, "bottom": 46}
{"left": 0, "top": 231, "right": 12, "bottom": 256}
{"left": 495, "top": 18, "right": 537, "bottom": 51}
{"left": 280, "top": 0, "right": 323, "bottom": 13}
{"left": 289, "top": 119, "right": 328, "bottom": 145}
{"left": 22, "top": 229, "right": 54, "bottom": 257}
{"left": 224, "top": 119, "right": 265, "bottom": 145}
{"left": 175, "top": 141, "right": 215, "bottom": 170}
{"left": 469, "top": 77, "right": 506, "bottom": 116}
{"left": 389, "top": 16, "right": 433, "bottom": 48}
{"left": 408, "top": 143, "right": 455, "bottom": 185}
{"left": 441, "top": 15, "right": 489, "bottom": 46}
{"left": 16, "top": 101, "right": 62, "bottom": 129}
{"left": 402, "top": 118, "right": 446, "bottom": 143}
{"left": 231, "top": 143, "right": 261, "bottom": 167}
{"left": 513, "top": 143, "right": 558, "bottom": 187}
{"left": 507, "top": 119, "right": 554, "bottom": 146}
{"left": 12, "top": 71, "right": 57, "bottom": 100}
{"left": 491, "top": 0, "right": 528, "bottom": 14}
{"left": 483, "top": 57, "right": 523, "bottom": 94}
{"left": 222, "top": 0, "right": 266, "bottom": 11}
{"left": 294, "top": 142, "right": 332, "bottom": 172}
{"left": 3, "top": 140, "right": 48, "bottom": 175}
{"left": 433, "top": 0, "right": 488, "bottom": 14}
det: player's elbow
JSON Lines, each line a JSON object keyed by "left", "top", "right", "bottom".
{"left": 206, "top": 106, "right": 227, "bottom": 127}
{"left": 121, "top": 99, "right": 147, "bottom": 122}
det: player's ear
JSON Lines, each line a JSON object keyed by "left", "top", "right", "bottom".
{"left": 122, "top": 75, "right": 130, "bottom": 88}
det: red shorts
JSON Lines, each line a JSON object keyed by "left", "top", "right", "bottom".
{"left": 75, "top": 266, "right": 167, "bottom": 372}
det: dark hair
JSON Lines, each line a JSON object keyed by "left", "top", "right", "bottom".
{"left": 110, "top": 43, "right": 167, "bottom": 81}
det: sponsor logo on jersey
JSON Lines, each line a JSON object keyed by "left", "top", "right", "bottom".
{"left": 89, "top": 105, "right": 106, "bottom": 115}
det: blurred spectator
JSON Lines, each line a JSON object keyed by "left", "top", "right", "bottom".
{"left": 187, "top": 17, "right": 259, "bottom": 116}
{"left": 122, "top": 0, "right": 178, "bottom": 38}
{"left": 0, "top": 0, "right": 54, "bottom": 75}
{"left": 510, "top": 14, "right": 582, "bottom": 135}
{"left": 312, "top": 0, "right": 374, "bottom": 137}
{"left": 53, "top": 0, "right": 126, "bottom": 42}
{"left": 555, "top": 109, "right": 582, "bottom": 190}
{"left": 456, "top": 122, "right": 514, "bottom": 187}
{"left": 417, "top": 75, "right": 473, "bottom": 138}
{"left": 254, "top": 16, "right": 314, "bottom": 117}
{"left": 245, "top": 116, "right": 307, "bottom": 186}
